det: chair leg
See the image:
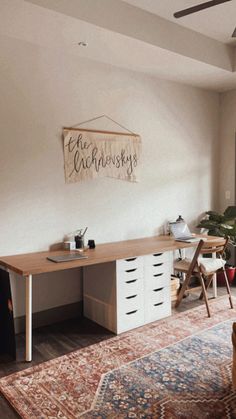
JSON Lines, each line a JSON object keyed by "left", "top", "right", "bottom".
{"left": 199, "top": 274, "right": 214, "bottom": 300}
{"left": 175, "top": 271, "right": 192, "bottom": 308}
{"left": 222, "top": 268, "right": 234, "bottom": 309}
{"left": 196, "top": 271, "right": 211, "bottom": 317}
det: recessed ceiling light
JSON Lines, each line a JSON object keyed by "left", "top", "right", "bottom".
{"left": 78, "top": 41, "right": 88, "bottom": 47}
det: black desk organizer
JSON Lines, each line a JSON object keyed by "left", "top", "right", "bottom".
{"left": 0, "top": 269, "right": 16, "bottom": 359}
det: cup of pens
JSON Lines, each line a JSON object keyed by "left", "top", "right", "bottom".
{"left": 75, "top": 227, "right": 88, "bottom": 250}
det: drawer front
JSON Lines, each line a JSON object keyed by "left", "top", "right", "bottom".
{"left": 116, "top": 256, "right": 143, "bottom": 272}
{"left": 145, "top": 299, "right": 171, "bottom": 324}
{"left": 117, "top": 277, "right": 143, "bottom": 300}
{"left": 144, "top": 252, "right": 170, "bottom": 266}
{"left": 117, "top": 292, "right": 143, "bottom": 315}
{"left": 145, "top": 263, "right": 170, "bottom": 277}
{"left": 117, "top": 265, "right": 143, "bottom": 282}
{"left": 147, "top": 286, "right": 170, "bottom": 305}
{"left": 145, "top": 271, "right": 170, "bottom": 290}
{"left": 117, "top": 306, "right": 144, "bottom": 333}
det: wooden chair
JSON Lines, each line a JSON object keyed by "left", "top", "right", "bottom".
{"left": 174, "top": 238, "right": 233, "bottom": 317}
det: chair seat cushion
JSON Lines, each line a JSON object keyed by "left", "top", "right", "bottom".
{"left": 174, "top": 257, "right": 226, "bottom": 275}
{"left": 198, "top": 257, "right": 226, "bottom": 274}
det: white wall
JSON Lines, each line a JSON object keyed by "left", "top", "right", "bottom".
{"left": 219, "top": 90, "right": 236, "bottom": 212}
{"left": 0, "top": 34, "right": 220, "bottom": 316}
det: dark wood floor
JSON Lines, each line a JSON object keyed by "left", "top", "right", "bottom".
{"left": 0, "top": 316, "right": 114, "bottom": 418}
{"left": 0, "top": 286, "right": 234, "bottom": 418}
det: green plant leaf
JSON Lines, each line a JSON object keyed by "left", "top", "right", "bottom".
{"left": 206, "top": 211, "right": 220, "bottom": 216}
{"left": 197, "top": 208, "right": 236, "bottom": 246}
{"left": 206, "top": 211, "right": 224, "bottom": 223}
{"left": 220, "top": 224, "right": 233, "bottom": 230}
{"left": 197, "top": 220, "right": 220, "bottom": 229}
{"left": 224, "top": 206, "right": 236, "bottom": 219}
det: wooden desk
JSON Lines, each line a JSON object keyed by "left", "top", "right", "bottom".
{"left": 0, "top": 234, "right": 213, "bottom": 362}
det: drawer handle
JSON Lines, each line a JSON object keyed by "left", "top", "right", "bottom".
{"left": 153, "top": 288, "right": 163, "bottom": 292}
{"left": 153, "top": 263, "right": 163, "bottom": 267}
{"left": 125, "top": 257, "right": 137, "bottom": 262}
{"left": 126, "top": 294, "right": 137, "bottom": 300}
{"left": 154, "top": 302, "right": 164, "bottom": 307}
{"left": 153, "top": 273, "right": 163, "bottom": 277}
{"left": 153, "top": 253, "right": 163, "bottom": 257}
{"left": 126, "top": 310, "right": 138, "bottom": 315}
{"left": 126, "top": 279, "right": 137, "bottom": 284}
{"left": 126, "top": 268, "right": 137, "bottom": 273}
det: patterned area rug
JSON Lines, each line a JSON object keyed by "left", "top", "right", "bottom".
{"left": 1, "top": 297, "right": 236, "bottom": 418}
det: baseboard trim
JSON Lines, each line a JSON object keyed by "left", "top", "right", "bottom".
{"left": 14, "top": 301, "right": 83, "bottom": 334}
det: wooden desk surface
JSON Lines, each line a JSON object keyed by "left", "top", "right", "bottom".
{"left": 0, "top": 234, "right": 214, "bottom": 276}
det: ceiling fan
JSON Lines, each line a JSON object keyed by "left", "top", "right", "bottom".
{"left": 173, "top": 0, "right": 236, "bottom": 37}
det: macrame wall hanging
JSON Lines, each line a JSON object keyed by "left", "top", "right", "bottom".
{"left": 63, "top": 115, "right": 142, "bottom": 183}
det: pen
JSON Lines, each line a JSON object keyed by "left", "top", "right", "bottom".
{"left": 82, "top": 227, "right": 88, "bottom": 237}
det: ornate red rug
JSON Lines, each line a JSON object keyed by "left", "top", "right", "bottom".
{"left": 0, "top": 297, "right": 236, "bottom": 418}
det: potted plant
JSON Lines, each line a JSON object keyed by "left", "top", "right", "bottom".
{"left": 197, "top": 206, "right": 236, "bottom": 285}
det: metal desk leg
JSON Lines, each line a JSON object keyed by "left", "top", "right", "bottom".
{"left": 212, "top": 273, "right": 217, "bottom": 298}
{"left": 25, "top": 274, "right": 32, "bottom": 362}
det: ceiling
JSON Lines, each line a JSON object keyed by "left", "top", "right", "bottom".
{"left": 123, "top": 0, "right": 236, "bottom": 44}
{"left": 1, "top": 0, "right": 236, "bottom": 92}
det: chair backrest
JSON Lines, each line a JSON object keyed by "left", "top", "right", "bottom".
{"left": 200, "top": 237, "right": 228, "bottom": 257}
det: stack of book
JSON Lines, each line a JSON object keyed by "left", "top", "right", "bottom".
{"left": 171, "top": 275, "right": 180, "bottom": 302}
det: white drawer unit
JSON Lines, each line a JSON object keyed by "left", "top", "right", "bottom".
{"left": 116, "top": 257, "right": 145, "bottom": 333}
{"left": 144, "top": 251, "right": 171, "bottom": 324}
{"left": 83, "top": 251, "right": 171, "bottom": 335}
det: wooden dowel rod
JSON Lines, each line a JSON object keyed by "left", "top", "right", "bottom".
{"left": 63, "top": 127, "right": 139, "bottom": 137}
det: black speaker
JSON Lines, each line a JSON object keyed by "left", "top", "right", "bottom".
{"left": 0, "top": 269, "right": 16, "bottom": 359}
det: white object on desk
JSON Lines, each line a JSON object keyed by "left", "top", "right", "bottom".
{"left": 64, "top": 241, "right": 76, "bottom": 250}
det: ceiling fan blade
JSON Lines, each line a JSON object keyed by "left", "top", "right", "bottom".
{"left": 174, "top": 0, "right": 232, "bottom": 18}
{"left": 232, "top": 27, "right": 236, "bottom": 37}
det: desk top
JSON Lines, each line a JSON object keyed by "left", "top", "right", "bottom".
{"left": 0, "top": 234, "right": 215, "bottom": 276}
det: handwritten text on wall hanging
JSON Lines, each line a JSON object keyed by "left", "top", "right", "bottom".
{"left": 63, "top": 129, "right": 141, "bottom": 183}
